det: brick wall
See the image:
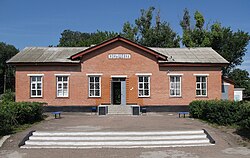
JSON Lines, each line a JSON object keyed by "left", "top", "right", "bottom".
{"left": 15, "top": 41, "right": 223, "bottom": 106}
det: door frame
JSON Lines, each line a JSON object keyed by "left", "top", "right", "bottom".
{"left": 110, "top": 77, "right": 126, "bottom": 105}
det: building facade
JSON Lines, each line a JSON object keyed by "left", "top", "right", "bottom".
{"left": 8, "top": 36, "right": 232, "bottom": 111}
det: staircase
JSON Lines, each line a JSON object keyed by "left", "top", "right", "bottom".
{"left": 108, "top": 105, "right": 132, "bottom": 115}
{"left": 20, "top": 130, "right": 215, "bottom": 149}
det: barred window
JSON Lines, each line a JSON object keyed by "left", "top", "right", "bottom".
{"left": 89, "top": 76, "right": 101, "bottom": 97}
{"left": 30, "top": 76, "right": 42, "bottom": 97}
{"left": 57, "top": 76, "right": 69, "bottom": 97}
{"left": 196, "top": 76, "right": 207, "bottom": 96}
{"left": 170, "top": 76, "right": 181, "bottom": 97}
{"left": 138, "top": 76, "right": 150, "bottom": 97}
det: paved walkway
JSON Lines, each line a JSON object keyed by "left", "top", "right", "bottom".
{"left": 0, "top": 112, "right": 250, "bottom": 158}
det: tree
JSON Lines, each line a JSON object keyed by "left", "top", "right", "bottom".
{"left": 180, "top": 9, "right": 250, "bottom": 75}
{"left": 180, "top": 8, "right": 190, "bottom": 31}
{"left": 228, "top": 68, "right": 250, "bottom": 97}
{"left": 58, "top": 30, "right": 118, "bottom": 47}
{"left": 122, "top": 7, "right": 180, "bottom": 47}
{"left": 0, "top": 42, "right": 18, "bottom": 94}
{"left": 210, "top": 23, "right": 250, "bottom": 74}
{"left": 122, "top": 22, "right": 138, "bottom": 41}
{"left": 181, "top": 10, "right": 211, "bottom": 47}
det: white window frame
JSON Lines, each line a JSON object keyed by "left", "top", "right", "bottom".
{"left": 30, "top": 75, "right": 43, "bottom": 98}
{"left": 88, "top": 76, "right": 101, "bottom": 97}
{"left": 196, "top": 76, "right": 207, "bottom": 97}
{"left": 56, "top": 76, "right": 69, "bottom": 97}
{"left": 169, "top": 76, "right": 181, "bottom": 97}
{"left": 138, "top": 75, "right": 150, "bottom": 97}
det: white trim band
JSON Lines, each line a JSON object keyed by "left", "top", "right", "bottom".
{"left": 86, "top": 73, "right": 103, "bottom": 76}
{"left": 135, "top": 73, "right": 152, "bottom": 76}
{"left": 193, "top": 74, "right": 209, "bottom": 76}
{"left": 54, "top": 74, "right": 71, "bottom": 76}
{"left": 111, "top": 75, "right": 127, "bottom": 78}
{"left": 27, "top": 74, "right": 44, "bottom": 76}
{"left": 167, "top": 73, "right": 183, "bottom": 76}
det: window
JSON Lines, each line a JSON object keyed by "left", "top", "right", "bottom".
{"left": 30, "top": 76, "right": 42, "bottom": 97}
{"left": 170, "top": 76, "right": 181, "bottom": 97}
{"left": 138, "top": 76, "right": 150, "bottom": 97}
{"left": 196, "top": 76, "right": 207, "bottom": 96}
{"left": 57, "top": 76, "right": 69, "bottom": 97}
{"left": 89, "top": 76, "right": 101, "bottom": 97}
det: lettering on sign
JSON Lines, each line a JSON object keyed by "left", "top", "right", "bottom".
{"left": 108, "top": 54, "right": 131, "bottom": 59}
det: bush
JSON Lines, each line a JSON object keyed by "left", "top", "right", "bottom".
{"left": 0, "top": 90, "right": 15, "bottom": 103}
{"left": 189, "top": 100, "right": 207, "bottom": 118}
{"left": 5, "top": 102, "right": 44, "bottom": 125}
{"left": 189, "top": 100, "right": 248, "bottom": 126}
{"left": 237, "top": 102, "right": 250, "bottom": 130}
{"left": 0, "top": 106, "right": 16, "bottom": 135}
{"left": 0, "top": 101, "right": 44, "bottom": 136}
{"left": 239, "top": 118, "right": 250, "bottom": 130}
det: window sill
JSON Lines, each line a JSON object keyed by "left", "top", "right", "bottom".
{"left": 56, "top": 97, "right": 69, "bottom": 99}
{"left": 30, "top": 96, "right": 43, "bottom": 99}
{"left": 169, "top": 96, "right": 182, "bottom": 98}
{"left": 88, "top": 96, "right": 101, "bottom": 98}
{"left": 138, "top": 96, "right": 150, "bottom": 98}
{"left": 195, "top": 96, "right": 208, "bottom": 98}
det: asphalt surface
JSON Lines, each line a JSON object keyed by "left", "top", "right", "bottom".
{"left": 0, "top": 112, "right": 250, "bottom": 158}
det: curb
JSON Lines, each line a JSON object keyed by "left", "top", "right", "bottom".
{"left": 18, "top": 130, "right": 36, "bottom": 147}
{"left": 203, "top": 129, "right": 216, "bottom": 144}
{"left": 0, "top": 135, "right": 11, "bottom": 148}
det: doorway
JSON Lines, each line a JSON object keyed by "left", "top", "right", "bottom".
{"left": 111, "top": 78, "right": 126, "bottom": 105}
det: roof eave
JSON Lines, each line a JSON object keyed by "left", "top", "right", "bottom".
{"left": 7, "top": 61, "right": 80, "bottom": 66}
{"left": 159, "top": 62, "right": 228, "bottom": 67}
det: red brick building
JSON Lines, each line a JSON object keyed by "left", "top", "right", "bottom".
{"left": 8, "top": 36, "right": 233, "bottom": 112}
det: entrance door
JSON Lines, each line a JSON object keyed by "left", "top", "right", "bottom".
{"left": 111, "top": 78, "right": 126, "bottom": 105}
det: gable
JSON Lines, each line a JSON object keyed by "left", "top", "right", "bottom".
{"left": 70, "top": 36, "right": 167, "bottom": 61}
{"left": 80, "top": 42, "right": 162, "bottom": 73}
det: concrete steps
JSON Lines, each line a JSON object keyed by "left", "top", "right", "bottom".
{"left": 108, "top": 105, "right": 132, "bottom": 115}
{"left": 20, "top": 130, "right": 215, "bottom": 149}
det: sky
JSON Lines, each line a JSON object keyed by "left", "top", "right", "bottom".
{"left": 0, "top": 0, "right": 249, "bottom": 72}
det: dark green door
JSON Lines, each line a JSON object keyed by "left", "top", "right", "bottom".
{"left": 112, "top": 82, "right": 121, "bottom": 104}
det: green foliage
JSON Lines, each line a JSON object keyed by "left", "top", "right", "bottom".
{"left": 121, "top": 7, "right": 180, "bottom": 47}
{"left": 180, "top": 9, "right": 250, "bottom": 75}
{"left": 189, "top": 100, "right": 250, "bottom": 130}
{"left": 0, "top": 105, "right": 16, "bottom": 135}
{"left": 58, "top": 30, "right": 118, "bottom": 47}
{"left": 189, "top": 100, "right": 207, "bottom": 118}
{"left": 239, "top": 118, "right": 250, "bottom": 130}
{"left": 0, "top": 42, "right": 18, "bottom": 94}
{"left": 210, "top": 24, "right": 250, "bottom": 75}
{"left": 237, "top": 102, "right": 250, "bottom": 126}
{"left": 180, "top": 8, "right": 190, "bottom": 31}
{"left": 228, "top": 68, "right": 250, "bottom": 97}
{"left": 122, "top": 22, "right": 138, "bottom": 41}
{"left": 194, "top": 11, "right": 205, "bottom": 29}
{"left": 0, "top": 102, "right": 44, "bottom": 136}
{"left": 0, "top": 89, "right": 15, "bottom": 103}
